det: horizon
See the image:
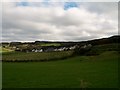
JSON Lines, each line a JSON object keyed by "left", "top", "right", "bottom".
{"left": 1, "top": 34, "right": 119, "bottom": 43}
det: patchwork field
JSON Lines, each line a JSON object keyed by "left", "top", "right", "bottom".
{"left": 2, "top": 51, "right": 119, "bottom": 88}
{"left": 2, "top": 51, "right": 73, "bottom": 62}
{"left": 2, "top": 43, "right": 119, "bottom": 61}
{"left": 40, "top": 43, "right": 61, "bottom": 46}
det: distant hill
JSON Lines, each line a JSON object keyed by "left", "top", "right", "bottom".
{"left": 59, "top": 35, "right": 120, "bottom": 46}
{"left": 1, "top": 35, "right": 120, "bottom": 46}
{"left": 84, "top": 35, "right": 120, "bottom": 46}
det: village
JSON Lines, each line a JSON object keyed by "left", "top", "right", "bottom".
{"left": 1, "top": 35, "right": 119, "bottom": 54}
{"left": 1, "top": 41, "right": 92, "bottom": 53}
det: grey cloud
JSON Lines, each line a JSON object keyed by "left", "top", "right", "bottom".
{"left": 79, "top": 2, "right": 118, "bottom": 20}
{"left": 2, "top": 2, "right": 118, "bottom": 42}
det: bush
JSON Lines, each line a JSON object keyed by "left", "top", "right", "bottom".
{"left": 73, "top": 46, "right": 92, "bottom": 56}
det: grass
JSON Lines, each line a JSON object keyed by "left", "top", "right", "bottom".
{"left": 0, "top": 47, "right": 13, "bottom": 53}
{"left": 2, "top": 51, "right": 119, "bottom": 88}
{"left": 2, "top": 51, "right": 73, "bottom": 61}
{"left": 40, "top": 43, "right": 61, "bottom": 46}
{"left": 86, "top": 43, "right": 119, "bottom": 55}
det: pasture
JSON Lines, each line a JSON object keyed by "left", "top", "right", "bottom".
{"left": 2, "top": 51, "right": 119, "bottom": 88}
{"left": 40, "top": 43, "right": 61, "bottom": 46}
{"left": 2, "top": 51, "right": 73, "bottom": 62}
{"left": 0, "top": 47, "right": 13, "bottom": 53}
{"left": 2, "top": 43, "right": 119, "bottom": 62}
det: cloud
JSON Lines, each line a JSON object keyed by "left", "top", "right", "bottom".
{"left": 2, "top": 2, "right": 118, "bottom": 42}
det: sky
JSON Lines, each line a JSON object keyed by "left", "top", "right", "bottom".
{"left": 1, "top": 0, "right": 119, "bottom": 42}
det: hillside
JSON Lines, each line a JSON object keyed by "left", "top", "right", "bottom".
{"left": 1, "top": 35, "right": 120, "bottom": 62}
{"left": 2, "top": 43, "right": 119, "bottom": 62}
{"left": 2, "top": 36, "right": 119, "bottom": 88}
{"left": 1, "top": 35, "right": 120, "bottom": 47}
{"left": 3, "top": 51, "right": 119, "bottom": 88}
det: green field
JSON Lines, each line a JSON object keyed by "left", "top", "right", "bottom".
{"left": 0, "top": 47, "right": 13, "bottom": 53}
{"left": 2, "top": 43, "right": 119, "bottom": 88}
{"left": 3, "top": 51, "right": 119, "bottom": 88}
{"left": 87, "top": 43, "right": 119, "bottom": 55}
{"left": 40, "top": 43, "right": 61, "bottom": 46}
{"left": 2, "top": 51, "right": 73, "bottom": 61}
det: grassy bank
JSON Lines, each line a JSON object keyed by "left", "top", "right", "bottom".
{"left": 2, "top": 51, "right": 73, "bottom": 62}
{"left": 86, "top": 43, "right": 119, "bottom": 55}
{"left": 40, "top": 43, "right": 61, "bottom": 46}
{"left": 2, "top": 51, "right": 119, "bottom": 88}
{"left": 0, "top": 47, "right": 13, "bottom": 53}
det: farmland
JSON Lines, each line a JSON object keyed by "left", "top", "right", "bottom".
{"left": 2, "top": 43, "right": 119, "bottom": 88}
{"left": 2, "top": 51, "right": 119, "bottom": 88}
{"left": 2, "top": 43, "right": 119, "bottom": 61}
{"left": 2, "top": 51, "right": 73, "bottom": 62}
{"left": 0, "top": 47, "right": 13, "bottom": 53}
{"left": 40, "top": 43, "right": 61, "bottom": 46}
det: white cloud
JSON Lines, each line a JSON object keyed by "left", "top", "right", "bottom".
{"left": 2, "top": 2, "right": 118, "bottom": 42}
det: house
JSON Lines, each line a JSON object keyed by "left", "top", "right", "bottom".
{"left": 79, "top": 44, "right": 92, "bottom": 51}
{"left": 69, "top": 45, "right": 76, "bottom": 50}
{"left": 44, "top": 47, "right": 55, "bottom": 52}
{"left": 14, "top": 44, "right": 82, "bottom": 53}
{"left": 32, "top": 49, "right": 43, "bottom": 52}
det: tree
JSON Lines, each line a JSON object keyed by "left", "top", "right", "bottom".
{"left": 73, "top": 44, "right": 92, "bottom": 56}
